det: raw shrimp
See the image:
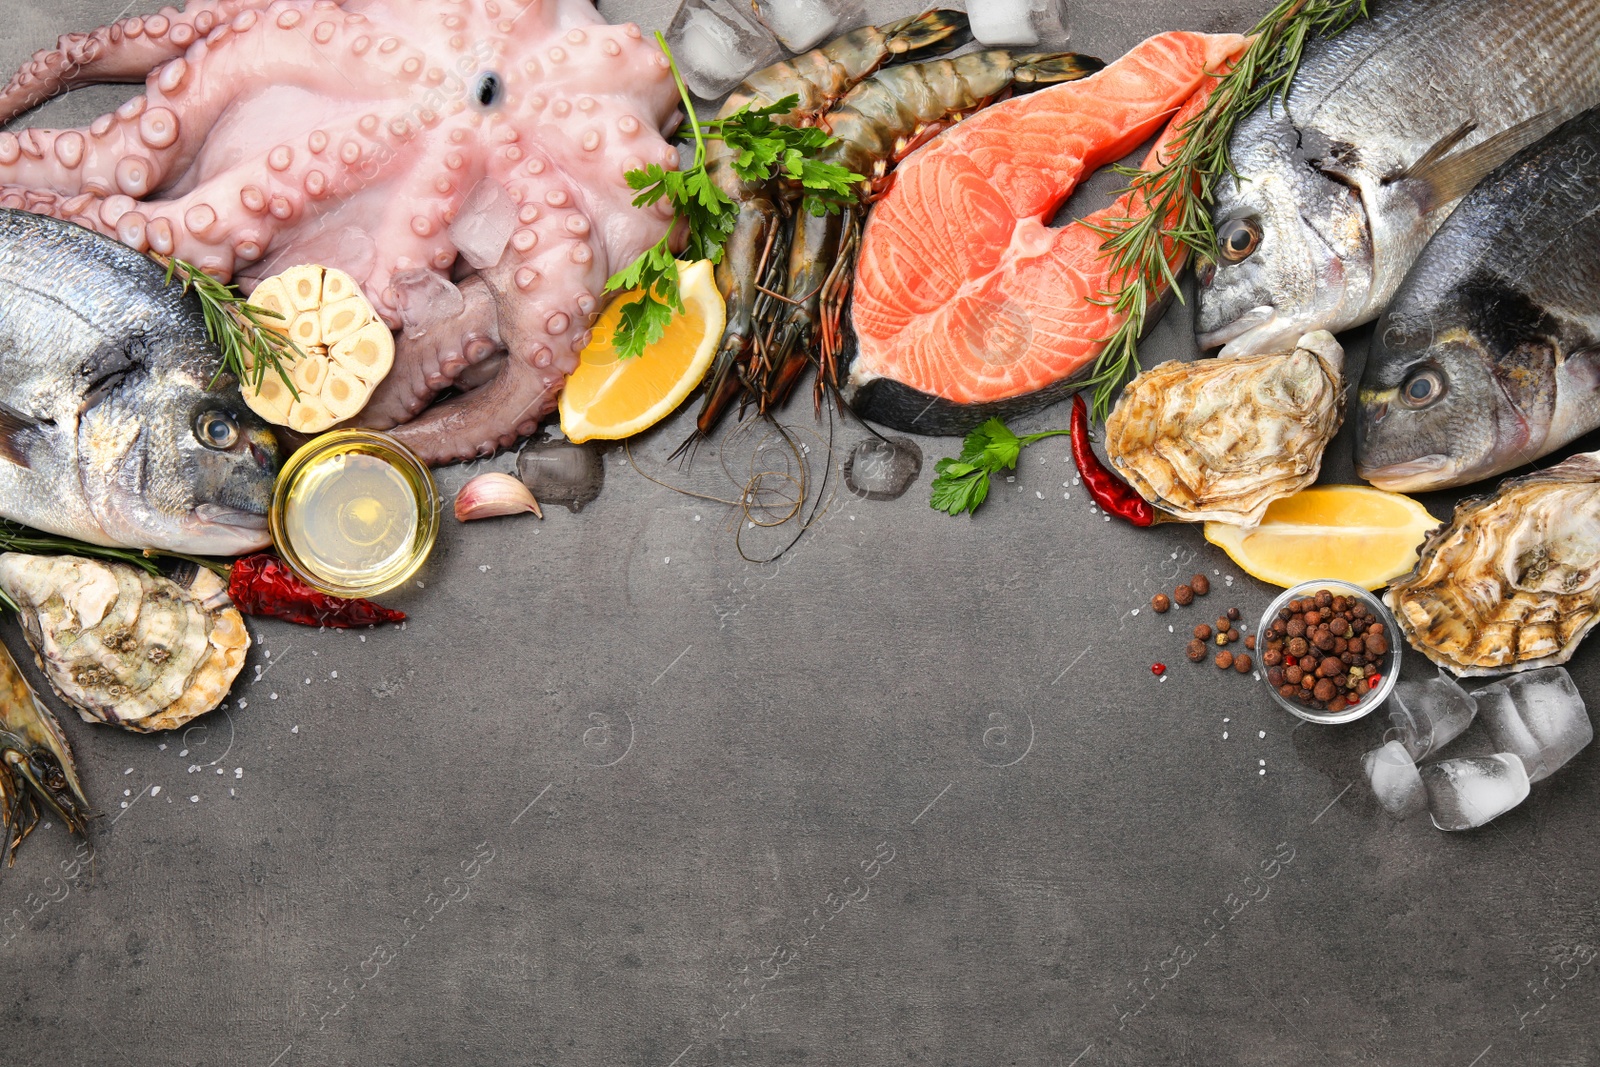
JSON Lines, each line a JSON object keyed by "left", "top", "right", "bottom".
{"left": 688, "top": 10, "right": 970, "bottom": 452}
{"left": 0, "top": 642, "right": 87, "bottom": 865}
{"left": 760, "top": 49, "right": 1104, "bottom": 410}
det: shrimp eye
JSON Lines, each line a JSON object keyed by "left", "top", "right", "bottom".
{"left": 1219, "top": 218, "right": 1262, "bottom": 262}
{"left": 1400, "top": 368, "right": 1445, "bottom": 408}
{"left": 195, "top": 410, "right": 239, "bottom": 450}
{"left": 472, "top": 72, "right": 502, "bottom": 110}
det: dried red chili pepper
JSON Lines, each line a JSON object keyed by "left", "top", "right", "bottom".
{"left": 227, "top": 553, "right": 405, "bottom": 628}
{"left": 1070, "top": 394, "right": 1156, "bottom": 527}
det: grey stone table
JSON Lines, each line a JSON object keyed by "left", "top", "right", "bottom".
{"left": 3, "top": 1, "right": 1597, "bottom": 1064}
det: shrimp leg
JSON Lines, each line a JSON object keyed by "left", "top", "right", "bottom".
{"left": 0, "top": 642, "right": 88, "bottom": 865}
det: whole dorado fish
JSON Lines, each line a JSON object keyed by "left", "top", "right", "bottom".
{"left": 1356, "top": 108, "right": 1600, "bottom": 491}
{"left": 1196, "top": 0, "right": 1600, "bottom": 358}
{"left": 0, "top": 210, "right": 279, "bottom": 554}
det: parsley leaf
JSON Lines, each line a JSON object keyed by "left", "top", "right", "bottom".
{"left": 605, "top": 36, "right": 864, "bottom": 359}
{"left": 929, "top": 418, "right": 1072, "bottom": 516}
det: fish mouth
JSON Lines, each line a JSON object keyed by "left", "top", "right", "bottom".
{"left": 1197, "top": 306, "right": 1280, "bottom": 355}
{"left": 195, "top": 503, "right": 269, "bottom": 530}
{"left": 1356, "top": 454, "right": 1456, "bottom": 492}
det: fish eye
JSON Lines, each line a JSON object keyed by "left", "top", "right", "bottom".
{"left": 1400, "top": 368, "right": 1445, "bottom": 408}
{"left": 472, "top": 72, "right": 502, "bottom": 110}
{"left": 1218, "top": 217, "right": 1262, "bottom": 263}
{"left": 195, "top": 410, "right": 240, "bottom": 450}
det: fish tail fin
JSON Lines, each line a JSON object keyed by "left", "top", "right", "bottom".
{"left": 1399, "top": 110, "right": 1569, "bottom": 211}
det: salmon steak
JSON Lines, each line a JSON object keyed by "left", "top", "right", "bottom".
{"left": 844, "top": 32, "right": 1250, "bottom": 435}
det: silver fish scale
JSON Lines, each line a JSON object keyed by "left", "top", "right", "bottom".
{"left": 0, "top": 211, "right": 210, "bottom": 418}
{"left": 1404, "top": 115, "right": 1600, "bottom": 322}
{"left": 1290, "top": 0, "right": 1600, "bottom": 180}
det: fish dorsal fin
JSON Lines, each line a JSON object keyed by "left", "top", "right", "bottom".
{"left": 1393, "top": 111, "right": 1565, "bottom": 212}
{"left": 0, "top": 402, "right": 40, "bottom": 469}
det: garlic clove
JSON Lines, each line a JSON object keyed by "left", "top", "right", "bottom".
{"left": 319, "top": 364, "right": 367, "bottom": 420}
{"left": 281, "top": 264, "right": 324, "bottom": 311}
{"left": 331, "top": 321, "right": 395, "bottom": 380}
{"left": 319, "top": 296, "right": 369, "bottom": 347}
{"left": 455, "top": 472, "right": 543, "bottom": 522}
{"left": 321, "top": 267, "right": 360, "bottom": 305}
{"left": 248, "top": 276, "right": 294, "bottom": 334}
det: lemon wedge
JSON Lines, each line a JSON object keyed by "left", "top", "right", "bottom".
{"left": 1204, "top": 486, "right": 1441, "bottom": 590}
{"left": 559, "top": 260, "right": 724, "bottom": 443}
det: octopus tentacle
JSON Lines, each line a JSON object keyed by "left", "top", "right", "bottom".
{"left": 386, "top": 165, "right": 606, "bottom": 464}
{"left": 0, "top": 0, "right": 292, "bottom": 123}
{"left": 356, "top": 274, "right": 504, "bottom": 429}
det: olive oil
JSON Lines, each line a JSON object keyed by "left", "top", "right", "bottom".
{"left": 269, "top": 431, "right": 438, "bottom": 597}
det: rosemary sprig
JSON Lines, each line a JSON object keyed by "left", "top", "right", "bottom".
{"left": 155, "top": 255, "right": 302, "bottom": 397}
{"left": 1083, "top": 0, "right": 1370, "bottom": 421}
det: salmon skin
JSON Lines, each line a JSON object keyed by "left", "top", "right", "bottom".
{"left": 842, "top": 32, "right": 1248, "bottom": 436}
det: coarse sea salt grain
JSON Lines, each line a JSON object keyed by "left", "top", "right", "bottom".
{"left": 150, "top": 786, "right": 160, "bottom": 796}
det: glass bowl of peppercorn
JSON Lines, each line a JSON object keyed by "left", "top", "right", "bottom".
{"left": 1256, "top": 580, "right": 1401, "bottom": 724}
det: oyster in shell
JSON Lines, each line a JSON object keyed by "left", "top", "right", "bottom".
{"left": 1386, "top": 452, "right": 1600, "bottom": 677}
{"left": 1105, "top": 331, "right": 1346, "bottom": 526}
{"left": 0, "top": 554, "right": 249, "bottom": 733}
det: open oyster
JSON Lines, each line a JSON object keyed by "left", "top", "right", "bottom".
{"left": 0, "top": 554, "right": 249, "bottom": 733}
{"left": 1386, "top": 452, "right": 1600, "bottom": 677}
{"left": 1105, "top": 331, "right": 1345, "bottom": 526}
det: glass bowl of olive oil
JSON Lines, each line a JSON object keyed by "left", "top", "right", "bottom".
{"left": 269, "top": 430, "right": 439, "bottom": 599}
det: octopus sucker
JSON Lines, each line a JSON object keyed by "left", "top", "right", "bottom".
{"left": 0, "top": 0, "right": 680, "bottom": 464}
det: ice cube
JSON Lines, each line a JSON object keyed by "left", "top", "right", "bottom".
{"left": 390, "top": 269, "right": 465, "bottom": 339}
{"left": 968, "top": 0, "right": 1071, "bottom": 48}
{"left": 1471, "top": 667, "right": 1592, "bottom": 783}
{"left": 844, "top": 437, "right": 922, "bottom": 500}
{"left": 752, "top": 0, "right": 861, "bottom": 52}
{"left": 1363, "top": 740, "right": 1426, "bottom": 819}
{"left": 1385, "top": 668, "right": 1477, "bottom": 760}
{"left": 667, "top": 0, "right": 784, "bottom": 100}
{"left": 517, "top": 437, "right": 605, "bottom": 513}
{"left": 1421, "top": 754, "right": 1531, "bottom": 831}
{"left": 448, "top": 178, "right": 519, "bottom": 270}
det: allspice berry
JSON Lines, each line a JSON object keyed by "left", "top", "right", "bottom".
{"left": 1190, "top": 574, "right": 1210, "bottom": 596}
{"left": 1185, "top": 639, "right": 1207, "bottom": 662}
{"left": 1214, "top": 650, "right": 1234, "bottom": 670}
{"left": 1151, "top": 593, "right": 1172, "bottom": 613}
{"left": 1174, "top": 585, "right": 1195, "bottom": 606}
{"left": 1193, "top": 624, "right": 1213, "bottom": 640}
{"left": 1234, "top": 654, "right": 1253, "bottom": 674}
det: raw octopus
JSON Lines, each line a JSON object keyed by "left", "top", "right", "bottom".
{"left": 0, "top": 0, "right": 683, "bottom": 464}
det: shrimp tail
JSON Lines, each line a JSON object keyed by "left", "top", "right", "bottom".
{"left": 1012, "top": 52, "right": 1107, "bottom": 86}
{"left": 880, "top": 9, "right": 972, "bottom": 59}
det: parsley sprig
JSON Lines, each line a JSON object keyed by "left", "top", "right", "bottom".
{"left": 929, "top": 418, "right": 1071, "bottom": 516}
{"left": 1083, "top": 0, "right": 1370, "bottom": 420}
{"left": 604, "top": 34, "right": 863, "bottom": 361}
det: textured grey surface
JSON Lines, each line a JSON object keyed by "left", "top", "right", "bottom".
{"left": 4, "top": 1, "right": 1600, "bottom": 1065}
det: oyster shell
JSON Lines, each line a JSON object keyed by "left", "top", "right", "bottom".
{"left": 0, "top": 554, "right": 249, "bottom": 732}
{"left": 1105, "top": 331, "right": 1346, "bottom": 526}
{"left": 1385, "top": 452, "right": 1600, "bottom": 677}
